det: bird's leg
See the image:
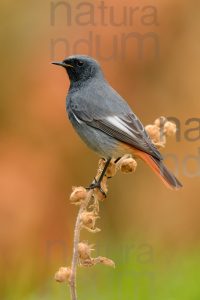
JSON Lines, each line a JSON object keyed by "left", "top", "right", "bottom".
{"left": 114, "top": 157, "right": 121, "bottom": 164}
{"left": 87, "top": 158, "right": 111, "bottom": 196}
{"left": 105, "top": 157, "right": 121, "bottom": 179}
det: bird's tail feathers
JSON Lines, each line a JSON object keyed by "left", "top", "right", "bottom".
{"left": 136, "top": 151, "right": 183, "bottom": 190}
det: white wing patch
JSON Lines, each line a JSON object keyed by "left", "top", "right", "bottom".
{"left": 72, "top": 112, "right": 83, "bottom": 124}
{"left": 106, "top": 116, "right": 136, "bottom": 138}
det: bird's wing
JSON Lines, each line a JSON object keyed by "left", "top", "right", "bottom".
{"left": 71, "top": 106, "right": 162, "bottom": 160}
{"left": 68, "top": 81, "right": 162, "bottom": 160}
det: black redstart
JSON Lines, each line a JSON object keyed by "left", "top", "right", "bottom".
{"left": 52, "top": 55, "right": 182, "bottom": 192}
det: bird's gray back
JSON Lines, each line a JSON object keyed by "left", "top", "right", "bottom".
{"left": 67, "top": 78, "right": 134, "bottom": 120}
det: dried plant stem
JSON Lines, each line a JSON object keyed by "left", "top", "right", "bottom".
{"left": 69, "top": 190, "right": 93, "bottom": 300}
{"left": 54, "top": 116, "right": 177, "bottom": 300}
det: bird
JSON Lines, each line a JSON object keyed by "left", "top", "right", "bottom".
{"left": 52, "top": 55, "right": 182, "bottom": 193}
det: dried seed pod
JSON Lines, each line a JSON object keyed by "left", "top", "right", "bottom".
{"left": 54, "top": 267, "right": 72, "bottom": 283}
{"left": 92, "top": 256, "right": 115, "bottom": 268}
{"left": 98, "top": 256, "right": 115, "bottom": 268}
{"left": 80, "top": 258, "right": 94, "bottom": 267}
{"left": 154, "top": 116, "right": 167, "bottom": 128}
{"left": 78, "top": 242, "right": 94, "bottom": 260}
{"left": 120, "top": 158, "right": 137, "bottom": 174}
{"left": 80, "top": 211, "right": 99, "bottom": 229}
{"left": 164, "top": 121, "right": 176, "bottom": 137}
{"left": 145, "top": 124, "right": 161, "bottom": 144}
{"left": 70, "top": 186, "right": 87, "bottom": 205}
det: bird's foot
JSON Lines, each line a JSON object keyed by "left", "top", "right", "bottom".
{"left": 86, "top": 178, "right": 107, "bottom": 197}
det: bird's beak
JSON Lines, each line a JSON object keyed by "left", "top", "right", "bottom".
{"left": 51, "top": 61, "right": 74, "bottom": 68}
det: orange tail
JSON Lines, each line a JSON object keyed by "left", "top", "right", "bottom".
{"left": 136, "top": 151, "right": 182, "bottom": 190}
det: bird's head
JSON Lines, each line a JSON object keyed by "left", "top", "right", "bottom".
{"left": 52, "top": 55, "right": 102, "bottom": 83}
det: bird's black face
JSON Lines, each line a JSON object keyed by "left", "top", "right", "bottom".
{"left": 52, "top": 55, "right": 102, "bottom": 83}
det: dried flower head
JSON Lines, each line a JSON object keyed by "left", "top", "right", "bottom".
{"left": 80, "top": 256, "right": 115, "bottom": 268}
{"left": 80, "top": 211, "right": 97, "bottom": 228}
{"left": 145, "top": 124, "right": 166, "bottom": 148}
{"left": 154, "top": 116, "right": 167, "bottom": 128}
{"left": 97, "top": 256, "right": 115, "bottom": 268}
{"left": 78, "top": 242, "right": 94, "bottom": 260}
{"left": 80, "top": 211, "right": 100, "bottom": 232}
{"left": 145, "top": 124, "right": 161, "bottom": 143}
{"left": 79, "top": 259, "right": 94, "bottom": 267}
{"left": 70, "top": 186, "right": 87, "bottom": 205}
{"left": 54, "top": 267, "right": 72, "bottom": 283}
{"left": 145, "top": 117, "right": 177, "bottom": 148}
{"left": 91, "top": 256, "right": 115, "bottom": 268}
{"left": 119, "top": 157, "right": 137, "bottom": 174}
{"left": 164, "top": 121, "right": 177, "bottom": 136}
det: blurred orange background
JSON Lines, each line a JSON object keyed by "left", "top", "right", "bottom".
{"left": 0, "top": 0, "right": 200, "bottom": 298}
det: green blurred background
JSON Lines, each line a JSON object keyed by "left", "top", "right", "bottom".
{"left": 0, "top": 0, "right": 200, "bottom": 299}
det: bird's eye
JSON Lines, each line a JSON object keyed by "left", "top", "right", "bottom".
{"left": 76, "top": 60, "right": 84, "bottom": 67}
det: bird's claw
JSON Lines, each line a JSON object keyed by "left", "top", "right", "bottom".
{"left": 86, "top": 178, "right": 107, "bottom": 197}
